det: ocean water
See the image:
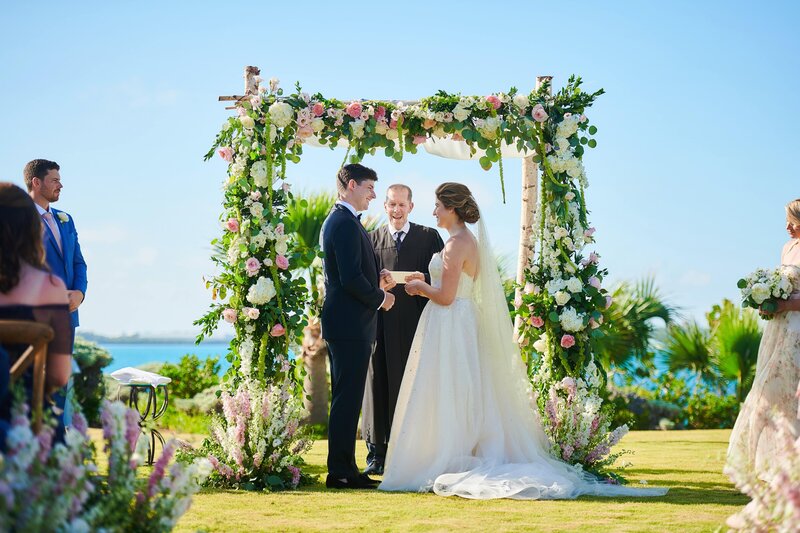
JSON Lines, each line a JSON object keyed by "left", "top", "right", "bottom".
{"left": 100, "top": 342, "right": 231, "bottom": 373}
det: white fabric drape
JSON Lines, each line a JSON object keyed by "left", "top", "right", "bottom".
{"left": 302, "top": 136, "right": 532, "bottom": 160}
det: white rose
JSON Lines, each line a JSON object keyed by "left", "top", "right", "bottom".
{"left": 249, "top": 202, "right": 264, "bottom": 220}
{"left": 566, "top": 277, "right": 583, "bottom": 293}
{"left": 250, "top": 160, "right": 269, "bottom": 188}
{"left": 269, "top": 101, "right": 294, "bottom": 128}
{"left": 533, "top": 336, "right": 548, "bottom": 353}
{"left": 311, "top": 118, "right": 325, "bottom": 133}
{"left": 750, "top": 283, "right": 770, "bottom": 304}
{"left": 374, "top": 121, "right": 389, "bottom": 135}
{"left": 246, "top": 276, "right": 277, "bottom": 305}
{"left": 240, "top": 115, "right": 255, "bottom": 130}
{"left": 452, "top": 105, "right": 470, "bottom": 122}
{"left": 351, "top": 120, "right": 365, "bottom": 138}
{"left": 385, "top": 129, "right": 399, "bottom": 140}
{"left": 275, "top": 235, "right": 289, "bottom": 255}
{"left": 554, "top": 291, "right": 571, "bottom": 306}
{"left": 513, "top": 94, "right": 529, "bottom": 111}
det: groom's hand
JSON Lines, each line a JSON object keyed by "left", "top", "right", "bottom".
{"left": 380, "top": 290, "right": 395, "bottom": 311}
{"left": 405, "top": 272, "right": 424, "bottom": 283}
{"left": 379, "top": 269, "right": 396, "bottom": 290}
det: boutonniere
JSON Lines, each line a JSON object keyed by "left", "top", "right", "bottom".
{"left": 57, "top": 212, "right": 70, "bottom": 223}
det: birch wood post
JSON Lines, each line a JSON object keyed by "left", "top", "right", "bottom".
{"left": 513, "top": 75, "right": 552, "bottom": 344}
{"left": 244, "top": 65, "right": 260, "bottom": 96}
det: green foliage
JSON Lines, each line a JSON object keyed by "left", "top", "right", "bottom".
{"left": 593, "top": 278, "right": 676, "bottom": 372}
{"left": 158, "top": 354, "right": 220, "bottom": 399}
{"left": 663, "top": 321, "right": 716, "bottom": 391}
{"left": 684, "top": 393, "right": 739, "bottom": 429}
{"left": 72, "top": 336, "right": 113, "bottom": 426}
{"left": 710, "top": 300, "right": 761, "bottom": 403}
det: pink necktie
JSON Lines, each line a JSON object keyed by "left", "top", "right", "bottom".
{"left": 42, "top": 212, "right": 62, "bottom": 252}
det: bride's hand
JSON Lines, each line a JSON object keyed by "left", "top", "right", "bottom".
{"left": 405, "top": 272, "right": 424, "bottom": 283}
{"left": 405, "top": 279, "right": 425, "bottom": 296}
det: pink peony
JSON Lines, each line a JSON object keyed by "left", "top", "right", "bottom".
{"left": 222, "top": 308, "right": 237, "bottom": 323}
{"left": 485, "top": 95, "right": 502, "bottom": 110}
{"left": 560, "top": 334, "right": 576, "bottom": 349}
{"left": 530, "top": 316, "right": 545, "bottom": 328}
{"left": 588, "top": 276, "right": 601, "bottom": 289}
{"left": 245, "top": 257, "right": 260, "bottom": 277}
{"left": 312, "top": 102, "right": 325, "bottom": 117}
{"left": 412, "top": 135, "right": 427, "bottom": 145}
{"left": 531, "top": 104, "right": 549, "bottom": 122}
{"left": 226, "top": 218, "right": 239, "bottom": 233}
{"left": 270, "top": 323, "right": 286, "bottom": 337}
{"left": 276, "top": 254, "right": 289, "bottom": 270}
{"left": 218, "top": 146, "right": 234, "bottom": 162}
{"left": 245, "top": 307, "right": 260, "bottom": 320}
{"left": 345, "top": 101, "right": 362, "bottom": 119}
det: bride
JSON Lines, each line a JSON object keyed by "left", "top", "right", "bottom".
{"left": 378, "top": 182, "right": 667, "bottom": 500}
{"left": 727, "top": 198, "right": 800, "bottom": 477}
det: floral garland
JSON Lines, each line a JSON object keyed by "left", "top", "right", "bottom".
{"left": 203, "top": 75, "right": 621, "bottom": 475}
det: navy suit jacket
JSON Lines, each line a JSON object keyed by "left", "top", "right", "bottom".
{"left": 321, "top": 204, "right": 385, "bottom": 342}
{"left": 43, "top": 207, "right": 87, "bottom": 328}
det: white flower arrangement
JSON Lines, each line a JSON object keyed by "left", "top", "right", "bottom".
{"left": 738, "top": 265, "right": 799, "bottom": 317}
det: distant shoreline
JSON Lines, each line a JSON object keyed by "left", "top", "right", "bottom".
{"left": 78, "top": 333, "right": 232, "bottom": 345}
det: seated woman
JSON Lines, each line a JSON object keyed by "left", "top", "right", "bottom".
{"left": 0, "top": 182, "right": 73, "bottom": 439}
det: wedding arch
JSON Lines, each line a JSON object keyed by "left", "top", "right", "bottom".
{"left": 196, "top": 66, "right": 626, "bottom": 484}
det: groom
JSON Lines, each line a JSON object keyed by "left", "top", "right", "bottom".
{"left": 321, "top": 163, "right": 396, "bottom": 489}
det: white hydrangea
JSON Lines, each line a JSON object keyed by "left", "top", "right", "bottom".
{"left": 559, "top": 307, "right": 586, "bottom": 332}
{"left": 546, "top": 278, "right": 567, "bottom": 295}
{"left": 556, "top": 114, "right": 580, "bottom": 138}
{"left": 246, "top": 276, "right": 276, "bottom": 305}
{"left": 251, "top": 160, "right": 269, "bottom": 188}
{"left": 268, "top": 101, "right": 294, "bottom": 128}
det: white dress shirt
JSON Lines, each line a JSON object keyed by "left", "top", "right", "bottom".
{"left": 36, "top": 202, "right": 62, "bottom": 251}
{"left": 389, "top": 221, "right": 411, "bottom": 244}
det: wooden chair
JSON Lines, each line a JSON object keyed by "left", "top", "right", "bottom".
{"left": 0, "top": 320, "right": 53, "bottom": 432}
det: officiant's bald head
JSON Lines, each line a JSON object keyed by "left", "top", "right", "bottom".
{"left": 385, "top": 184, "right": 414, "bottom": 231}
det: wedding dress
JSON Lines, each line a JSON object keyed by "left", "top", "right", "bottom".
{"left": 379, "top": 217, "right": 668, "bottom": 499}
{"left": 727, "top": 241, "right": 800, "bottom": 476}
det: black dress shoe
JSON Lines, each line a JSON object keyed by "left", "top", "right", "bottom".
{"left": 326, "top": 474, "right": 377, "bottom": 489}
{"left": 359, "top": 473, "right": 379, "bottom": 486}
{"left": 363, "top": 461, "right": 384, "bottom": 476}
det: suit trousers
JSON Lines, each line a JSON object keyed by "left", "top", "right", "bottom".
{"left": 326, "top": 339, "right": 374, "bottom": 478}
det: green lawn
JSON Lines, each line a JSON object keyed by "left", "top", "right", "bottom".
{"left": 172, "top": 430, "right": 746, "bottom": 532}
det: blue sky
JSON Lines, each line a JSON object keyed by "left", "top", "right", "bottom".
{"left": 1, "top": 1, "right": 797, "bottom": 335}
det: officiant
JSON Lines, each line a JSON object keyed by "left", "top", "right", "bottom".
{"left": 362, "top": 184, "right": 444, "bottom": 475}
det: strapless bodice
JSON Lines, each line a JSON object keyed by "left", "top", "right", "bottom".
{"left": 429, "top": 252, "right": 475, "bottom": 300}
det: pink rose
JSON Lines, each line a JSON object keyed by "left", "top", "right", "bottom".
{"left": 389, "top": 118, "right": 398, "bottom": 129}
{"left": 297, "top": 126, "right": 313, "bottom": 138}
{"left": 605, "top": 296, "right": 613, "bottom": 309}
{"left": 531, "top": 104, "right": 548, "bottom": 122}
{"left": 242, "top": 307, "right": 260, "bottom": 320}
{"left": 412, "top": 135, "right": 427, "bottom": 145}
{"left": 245, "top": 257, "right": 260, "bottom": 277}
{"left": 485, "top": 95, "right": 502, "bottom": 110}
{"left": 270, "top": 323, "right": 286, "bottom": 337}
{"left": 560, "top": 334, "right": 576, "bottom": 349}
{"left": 312, "top": 102, "right": 325, "bottom": 117}
{"left": 218, "top": 147, "right": 234, "bottom": 162}
{"left": 530, "top": 316, "right": 544, "bottom": 328}
{"left": 375, "top": 106, "right": 386, "bottom": 120}
{"left": 226, "top": 218, "right": 239, "bottom": 233}
{"left": 588, "top": 276, "right": 601, "bottom": 289}
{"left": 359, "top": 111, "right": 370, "bottom": 121}
{"left": 222, "top": 308, "right": 237, "bottom": 323}
{"left": 345, "top": 101, "right": 362, "bottom": 119}
{"left": 275, "top": 223, "right": 285, "bottom": 235}
{"left": 276, "top": 254, "right": 289, "bottom": 270}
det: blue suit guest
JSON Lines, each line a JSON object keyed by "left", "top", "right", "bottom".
{"left": 24, "top": 159, "right": 87, "bottom": 428}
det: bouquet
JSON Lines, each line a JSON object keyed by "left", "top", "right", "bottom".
{"left": 737, "top": 266, "right": 799, "bottom": 318}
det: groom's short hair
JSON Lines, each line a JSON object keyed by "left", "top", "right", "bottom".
{"left": 23, "top": 159, "right": 60, "bottom": 191}
{"left": 337, "top": 163, "right": 378, "bottom": 196}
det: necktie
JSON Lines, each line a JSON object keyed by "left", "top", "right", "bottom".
{"left": 42, "top": 212, "right": 62, "bottom": 252}
{"left": 395, "top": 230, "right": 404, "bottom": 252}
{"left": 356, "top": 213, "right": 362, "bottom": 220}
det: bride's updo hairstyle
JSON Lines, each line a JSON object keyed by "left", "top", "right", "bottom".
{"left": 435, "top": 182, "right": 480, "bottom": 224}
{"left": 787, "top": 199, "right": 800, "bottom": 226}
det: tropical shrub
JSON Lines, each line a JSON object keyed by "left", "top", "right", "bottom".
{"left": 159, "top": 354, "right": 221, "bottom": 399}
